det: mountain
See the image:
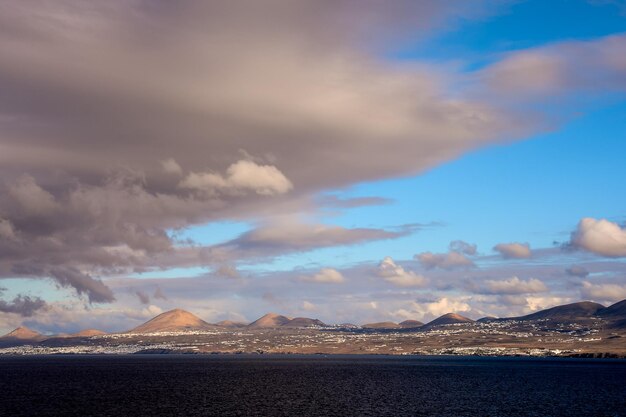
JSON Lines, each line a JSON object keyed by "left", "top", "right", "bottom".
{"left": 1, "top": 326, "right": 45, "bottom": 341}
{"left": 216, "top": 320, "right": 247, "bottom": 328}
{"left": 128, "top": 309, "right": 215, "bottom": 333}
{"left": 362, "top": 321, "right": 400, "bottom": 329}
{"left": 597, "top": 300, "right": 626, "bottom": 318}
{"left": 515, "top": 301, "right": 605, "bottom": 321}
{"left": 477, "top": 316, "right": 498, "bottom": 323}
{"left": 399, "top": 320, "right": 424, "bottom": 329}
{"left": 282, "top": 317, "right": 326, "bottom": 328}
{"left": 424, "top": 313, "right": 474, "bottom": 328}
{"left": 0, "top": 326, "right": 47, "bottom": 347}
{"left": 597, "top": 300, "right": 626, "bottom": 328}
{"left": 71, "top": 329, "right": 106, "bottom": 337}
{"left": 248, "top": 313, "right": 292, "bottom": 328}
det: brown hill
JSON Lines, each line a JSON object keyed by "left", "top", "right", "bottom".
{"left": 597, "top": 299, "right": 626, "bottom": 318}
{"left": 282, "top": 317, "right": 326, "bottom": 328}
{"left": 515, "top": 301, "right": 604, "bottom": 321}
{"left": 362, "top": 321, "right": 400, "bottom": 329}
{"left": 71, "top": 329, "right": 106, "bottom": 337}
{"left": 424, "top": 313, "right": 473, "bottom": 328}
{"left": 216, "top": 320, "right": 247, "bottom": 328}
{"left": 1, "top": 326, "right": 45, "bottom": 340}
{"left": 248, "top": 313, "right": 292, "bottom": 328}
{"left": 597, "top": 299, "right": 626, "bottom": 328}
{"left": 128, "top": 309, "right": 214, "bottom": 333}
{"left": 399, "top": 320, "right": 424, "bottom": 328}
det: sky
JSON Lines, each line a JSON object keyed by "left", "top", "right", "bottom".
{"left": 1, "top": 0, "right": 626, "bottom": 334}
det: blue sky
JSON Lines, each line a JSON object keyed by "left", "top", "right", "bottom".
{"left": 1, "top": 1, "right": 626, "bottom": 333}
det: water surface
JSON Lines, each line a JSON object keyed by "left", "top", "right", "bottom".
{"left": 1, "top": 355, "right": 625, "bottom": 416}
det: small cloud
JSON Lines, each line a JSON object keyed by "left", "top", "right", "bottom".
{"left": 565, "top": 266, "right": 589, "bottom": 278}
{"left": 301, "top": 301, "right": 316, "bottom": 311}
{"left": 135, "top": 290, "right": 150, "bottom": 305}
{"left": 416, "top": 251, "right": 474, "bottom": 270}
{"left": 376, "top": 257, "right": 427, "bottom": 287}
{"left": 0, "top": 218, "right": 17, "bottom": 240}
{"left": 302, "top": 268, "right": 345, "bottom": 284}
{"left": 493, "top": 242, "right": 531, "bottom": 259}
{"left": 142, "top": 305, "right": 162, "bottom": 317}
{"left": 449, "top": 240, "right": 477, "bottom": 255}
{"left": 215, "top": 265, "right": 240, "bottom": 279}
{"left": 569, "top": 217, "right": 626, "bottom": 257}
{"left": 161, "top": 158, "right": 183, "bottom": 176}
{"left": 581, "top": 281, "right": 626, "bottom": 302}
{"left": 179, "top": 159, "right": 293, "bottom": 197}
{"left": 482, "top": 277, "right": 548, "bottom": 295}
{"left": 153, "top": 286, "right": 167, "bottom": 300}
{"left": 318, "top": 195, "right": 393, "bottom": 209}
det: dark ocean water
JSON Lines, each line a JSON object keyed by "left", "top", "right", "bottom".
{"left": 1, "top": 355, "right": 625, "bottom": 417}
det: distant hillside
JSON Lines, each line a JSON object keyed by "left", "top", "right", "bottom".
{"left": 248, "top": 313, "right": 292, "bottom": 328}
{"left": 216, "top": 320, "right": 247, "bottom": 328}
{"left": 71, "top": 329, "right": 106, "bottom": 337}
{"left": 0, "top": 326, "right": 47, "bottom": 347}
{"left": 1, "top": 326, "right": 45, "bottom": 341}
{"left": 597, "top": 300, "right": 626, "bottom": 318}
{"left": 282, "top": 317, "right": 326, "bottom": 328}
{"left": 248, "top": 314, "right": 326, "bottom": 328}
{"left": 424, "top": 313, "right": 473, "bottom": 328}
{"left": 362, "top": 322, "right": 400, "bottom": 329}
{"left": 514, "top": 301, "right": 605, "bottom": 321}
{"left": 128, "top": 309, "right": 215, "bottom": 333}
{"left": 399, "top": 320, "right": 424, "bottom": 328}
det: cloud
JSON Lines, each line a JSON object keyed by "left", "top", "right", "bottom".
{"left": 449, "top": 240, "right": 477, "bottom": 255}
{"left": 565, "top": 266, "right": 589, "bottom": 278}
{"left": 223, "top": 220, "right": 407, "bottom": 255}
{"left": 215, "top": 265, "right": 241, "bottom": 279}
{"left": 49, "top": 267, "right": 115, "bottom": 304}
{"left": 0, "top": 294, "right": 47, "bottom": 317}
{"left": 153, "top": 286, "right": 167, "bottom": 300}
{"left": 581, "top": 281, "right": 626, "bottom": 303}
{"left": 0, "top": 219, "right": 16, "bottom": 240}
{"left": 416, "top": 251, "right": 475, "bottom": 270}
{"left": 302, "top": 268, "right": 345, "bottom": 284}
{"left": 569, "top": 217, "right": 626, "bottom": 257}
{"left": 479, "top": 34, "right": 626, "bottom": 99}
{"left": 376, "top": 257, "right": 427, "bottom": 287}
{"left": 0, "top": 1, "right": 525, "bottom": 304}
{"left": 318, "top": 195, "right": 393, "bottom": 209}
{"left": 301, "top": 301, "right": 317, "bottom": 311}
{"left": 401, "top": 297, "right": 472, "bottom": 320}
{"left": 179, "top": 160, "right": 293, "bottom": 197}
{"left": 493, "top": 242, "right": 532, "bottom": 259}
{"left": 7, "top": 175, "right": 59, "bottom": 217}
{"left": 482, "top": 277, "right": 548, "bottom": 295}
{"left": 161, "top": 158, "right": 183, "bottom": 176}
{"left": 135, "top": 290, "right": 150, "bottom": 305}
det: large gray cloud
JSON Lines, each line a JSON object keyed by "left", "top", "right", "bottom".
{"left": 0, "top": 294, "right": 46, "bottom": 317}
{"left": 0, "top": 1, "right": 543, "bottom": 302}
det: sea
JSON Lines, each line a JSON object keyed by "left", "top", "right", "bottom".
{"left": 1, "top": 355, "right": 625, "bottom": 417}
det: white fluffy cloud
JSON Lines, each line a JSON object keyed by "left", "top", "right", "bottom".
{"left": 570, "top": 218, "right": 626, "bottom": 257}
{"left": 483, "top": 277, "right": 548, "bottom": 295}
{"left": 0, "top": 219, "right": 16, "bottom": 240}
{"left": 302, "top": 268, "right": 345, "bottom": 284}
{"left": 376, "top": 257, "right": 427, "bottom": 287}
{"left": 581, "top": 281, "right": 626, "bottom": 302}
{"left": 493, "top": 242, "right": 532, "bottom": 259}
{"left": 180, "top": 159, "right": 293, "bottom": 196}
